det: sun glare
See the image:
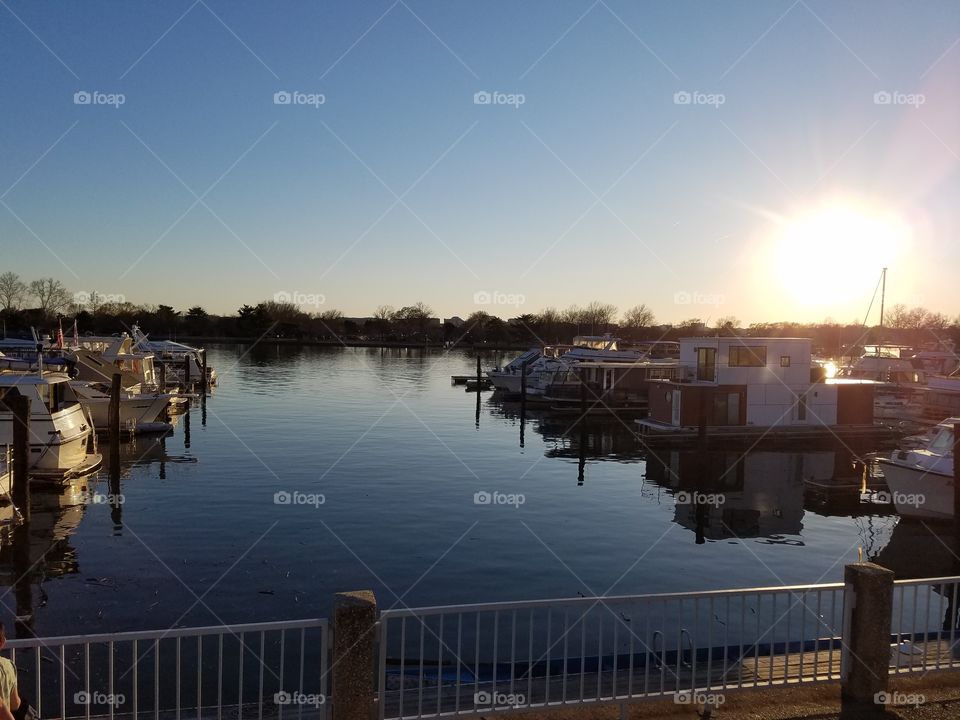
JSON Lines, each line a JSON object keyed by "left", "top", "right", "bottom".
{"left": 771, "top": 201, "right": 910, "bottom": 310}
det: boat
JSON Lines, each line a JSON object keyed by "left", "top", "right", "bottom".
{"left": 0, "top": 371, "right": 102, "bottom": 479}
{"left": 837, "top": 345, "right": 925, "bottom": 421}
{"left": 878, "top": 418, "right": 957, "bottom": 520}
{"left": 131, "top": 324, "right": 216, "bottom": 387}
{"left": 637, "top": 337, "right": 894, "bottom": 445}
{"left": 68, "top": 382, "right": 175, "bottom": 434}
{"left": 486, "top": 348, "right": 541, "bottom": 394}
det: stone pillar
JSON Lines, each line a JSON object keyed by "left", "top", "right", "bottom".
{"left": 841, "top": 562, "right": 894, "bottom": 714}
{"left": 332, "top": 590, "right": 377, "bottom": 720}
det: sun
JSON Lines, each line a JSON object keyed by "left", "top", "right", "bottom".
{"left": 770, "top": 200, "right": 910, "bottom": 310}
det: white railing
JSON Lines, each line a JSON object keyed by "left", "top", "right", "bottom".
{"left": 377, "top": 583, "right": 845, "bottom": 719}
{"left": 891, "top": 577, "right": 960, "bottom": 674}
{"left": 4, "top": 618, "right": 329, "bottom": 720}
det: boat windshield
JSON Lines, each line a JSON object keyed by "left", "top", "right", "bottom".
{"left": 929, "top": 426, "right": 955, "bottom": 454}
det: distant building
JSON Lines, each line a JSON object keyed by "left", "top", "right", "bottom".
{"left": 444, "top": 316, "right": 465, "bottom": 328}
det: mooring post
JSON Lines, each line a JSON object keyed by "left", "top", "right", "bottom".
{"left": 519, "top": 359, "right": 528, "bottom": 447}
{"left": 332, "top": 590, "right": 377, "bottom": 720}
{"left": 476, "top": 355, "right": 481, "bottom": 389}
{"left": 10, "top": 394, "right": 31, "bottom": 524}
{"left": 953, "top": 422, "right": 960, "bottom": 521}
{"left": 109, "top": 373, "right": 122, "bottom": 447}
{"left": 953, "top": 422, "right": 960, "bottom": 554}
{"left": 200, "top": 349, "right": 208, "bottom": 395}
{"left": 183, "top": 356, "right": 191, "bottom": 391}
{"left": 841, "top": 562, "right": 894, "bottom": 715}
{"left": 158, "top": 361, "right": 167, "bottom": 391}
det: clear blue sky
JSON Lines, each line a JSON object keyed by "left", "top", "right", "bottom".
{"left": 1, "top": 1, "right": 957, "bottom": 323}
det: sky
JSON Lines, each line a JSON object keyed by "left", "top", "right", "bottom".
{"left": 0, "top": 0, "right": 957, "bottom": 324}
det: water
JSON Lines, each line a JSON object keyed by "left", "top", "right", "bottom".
{"left": 5, "top": 345, "right": 950, "bottom": 637}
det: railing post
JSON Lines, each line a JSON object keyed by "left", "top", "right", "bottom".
{"left": 841, "top": 562, "right": 893, "bottom": 715}
{"left": 332, "top": 590, "right": 378, "bottom": 720}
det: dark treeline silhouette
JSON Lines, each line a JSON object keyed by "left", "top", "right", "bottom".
{"left": 0, "top": 272, "right": 958, "bottom": 352}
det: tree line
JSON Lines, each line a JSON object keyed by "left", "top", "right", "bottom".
{"left": 1, "top": 271, "right": 958, "bottom": 352}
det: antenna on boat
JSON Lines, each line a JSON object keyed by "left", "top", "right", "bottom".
{"left": 879, "top": 267, "right": 887, "bottom": 330}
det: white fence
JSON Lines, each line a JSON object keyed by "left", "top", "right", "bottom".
{"left": 3, "top": 619, "right": 329, "bottom": 720}
{"left": 891, "top": 576, "right": 960, "bottom": 674}
{"left": 376, "top": 583, "right": 847, "bottom": 719}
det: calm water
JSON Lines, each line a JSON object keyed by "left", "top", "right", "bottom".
{"left": 6, "top": 345, "right": 953, "bottom": 637}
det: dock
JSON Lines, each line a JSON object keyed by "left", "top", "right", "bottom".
{"left": 451, "top": 375, "right": 492, "bottom": 389}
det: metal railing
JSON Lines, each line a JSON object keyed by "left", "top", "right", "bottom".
{"left": 891, "top": 577, "right": 960, "bottom": 674}
{"left": 377, "top": 583, "right": 845, "bottom": 719}
{"left": 4, "top": 618, "right": 329, "bottom": 720}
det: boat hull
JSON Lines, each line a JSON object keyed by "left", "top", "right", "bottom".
{"left": 879, "top": 458, "right": 954, "bottom": 520}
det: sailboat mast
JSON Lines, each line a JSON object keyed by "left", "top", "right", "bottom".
{"left": 879, "top": 267, "right": 887, "bottom": 330}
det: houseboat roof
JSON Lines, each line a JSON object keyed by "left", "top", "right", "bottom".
{"left": 572, "top": 360, "right": 681, "bottom": 368}
{"left": 679, "top": 337, "right": 812, "bottom": 342}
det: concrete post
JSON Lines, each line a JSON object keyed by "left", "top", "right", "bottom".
{"left": 332, "top": 590, "right": 377, "bottom": 720}
{"left": 841, "top": 562, "right": 894, "bottom": 714}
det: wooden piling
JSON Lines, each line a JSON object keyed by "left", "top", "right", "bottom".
{"left": 159, "top": 361, "right": 166, "bottom": 391}
{"left": 953, "top": 422, "right": 960, "bottom": 535}
{"left": 183, "top": 356, "right": 191, "bottom": 390}
{"left": 10, "top": 394, "right": 30, "bottom": 523}
{"left": 109, "top": 373, "right": 122, "bottom": 444}
{"left": 519, "top": 359, "right": 528, "bottom": 447}
{"left": 200, "top": 350, "right": 208, "bottom": 395}
{"left": 476, "top": 356, "right": 481, "bottom": 388}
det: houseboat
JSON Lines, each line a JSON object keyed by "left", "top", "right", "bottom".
{"left": 0, "top": 372, "right": 102, "bottom": 478}
{"left": 636, "top": 337, "right": 893, "bottom": 445}
{"left": 539, "top": 359, "right": 686, "bottom": 411}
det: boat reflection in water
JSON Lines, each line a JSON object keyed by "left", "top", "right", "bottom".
{"left": 0, "top": 431, "right": 196, "bottom": 636}
{"left": 491, "top": 396, "right": 896, "bottom": 544}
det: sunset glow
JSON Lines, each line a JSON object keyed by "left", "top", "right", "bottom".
{"left": 770, "top": 200, "right": 911, "bottom": 311}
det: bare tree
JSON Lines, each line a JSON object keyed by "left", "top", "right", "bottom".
{"left": 29, "top": 277, "right": 72, "bottom": 316}
{"left": 0, "top": 272, "right": 27, "bottom": 310}
{"left": 582, "top": 301, "right": 617, "bottom": 334}
{"left": 621, "top": 304, "right": 655, "bottom": 330}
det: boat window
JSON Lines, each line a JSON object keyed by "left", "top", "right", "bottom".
{"left": 929, "top": 427, "right": 955, "bottom": 454}
{"left": 780, "top": 356, "right": 791, "bottom": 367}
{"left": 729, "top": 346, "right": 767, "bottom": 367}
{"left": 0, "top": 387, "right": 23, "bottom": 410}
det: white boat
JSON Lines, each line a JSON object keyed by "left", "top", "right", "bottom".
{"left": 838, "top": 345, "right": 925, "bottom": 420}
{"left": 486, "top": 349, "right": 541, "bottom": 393}
{"left": 69, "top": 382, "right": 174, "bottom": 433}
{"left": 0, "top": 372, "right": 102, "bottom": 478}
{"left": 131, "top": 324, "right": 216, "bottom": 387}
{"left": 878, "top": 418, "right": 957, "bottom": 520}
